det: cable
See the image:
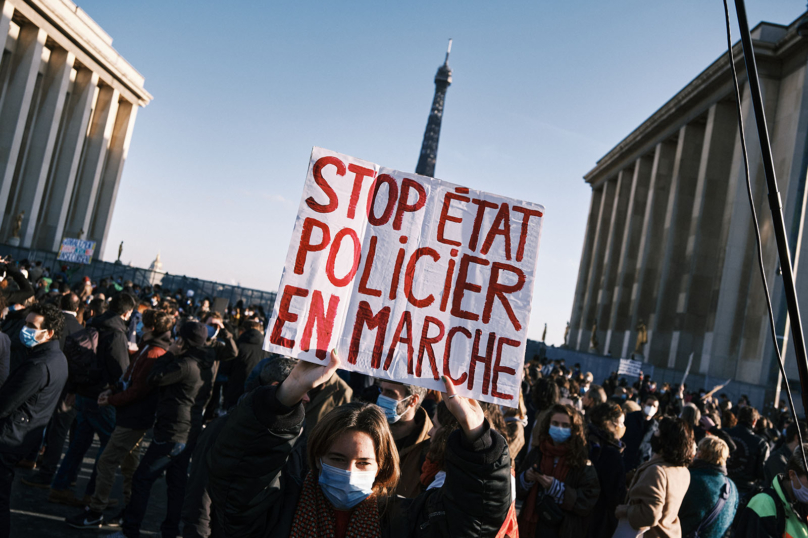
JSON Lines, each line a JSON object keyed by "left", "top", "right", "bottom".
{"left": 722, "top": 0, "right": 808, "bottom": 472}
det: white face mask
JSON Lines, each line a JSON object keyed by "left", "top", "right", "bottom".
{"left": 643, "top": 405, "right": 657, "bottom": 418}
{"left": 792, "top": 475, "right": 808, "bottom": 504}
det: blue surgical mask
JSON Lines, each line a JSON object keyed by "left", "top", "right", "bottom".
{"left": 318, "top": 460, "right": 375, "bottom": 510}
{"left": 20, "top": 326, "right": 42, "bottom": 348}
{"left": 376, "top": 394, "right": 411, "bottom": 424}
{"left": 549, "top": 425, "right": 572, "bottom": 444}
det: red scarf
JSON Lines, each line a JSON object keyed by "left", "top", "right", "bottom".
{"left": 289, "top": 472, "right": 382, "bottom": 538}
{"left": 517, "top": 440, "right": 571, "bottom": 537}
{"left": 420, "top": 457, "right": 442, "bottom": 487}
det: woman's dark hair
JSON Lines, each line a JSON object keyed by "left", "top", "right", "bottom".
{"left": 589, "top": 401, "right": 624, "bottom": 444}
{"left": 531, "top": 377, "right": 560, "bottom": 413}
{"left": 680, "top": 403, "right": 701, "bottom": 430}
{"left": 308, "top": 402, "right": 399, "bottom": 498}
{"left": 653, "top": 417, "right": 694, "bottom": 467}
{"left": 27, "top": 302, "right": 64, "bottom": 340}
{"left": 537, "top": 404, "right": 588, "bottom": 469}
{"left": 110, "top": 292, "right": 137, "bottom": 315}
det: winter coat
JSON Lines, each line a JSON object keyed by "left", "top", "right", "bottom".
{"left": 0, "top": 331, "right": 9, "bottom": 389}
{"left": 587, "top": 424, "right": 626, "bottom": 538}
{"left": 207, "top": 385, "right": 512, "bottom": 538}
{"left": 107, "top": 331, "right": 171, "bottom": 430}
{"left": 77, "top": 311, "right": 130, "bottom": 398}
{"left": 678, "top": 460, "right": 738, "bottom": 538}
{"left": 392, "top": 406, "right": 432, "bottom": 499}
{"left": 221, "top": 329, "right": 266, "bottom": 410}
{"left": 623, "top": 410, "right": 658, "bottom": 471}
{"left": 57, "top": 312, "right": 84, "bottom": 351}
{"left": 763, "top": 442, "right": 792, "bottom": 483}
{"left": 734, "top": 474, "right": 808, "bottom": 538}
{"left": 304, "top": 372, "right": 353, "bottom": 434}
{"left": 0, "top": 339, "right": 68, "bottom": 454}
{"left": 188, "top": 331, "right": 238, "bottom": 445}
{"left": 726, "top": 423, "right": 771, "bottom": 493}
{"left": 622, "top": 454, "right": 691, "bottom": 538}
{"left": 516, "top": 443, "right": 601, "bottom": 538}
{"left": 147, "top": 347, "right": 205, "bottom": 444}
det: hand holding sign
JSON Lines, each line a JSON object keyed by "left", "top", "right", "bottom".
{"left": 441, "top": 375, "right": 486, "bottom": 442}
{"left": 277, "top": 349, "right": 342, "bottom": 407}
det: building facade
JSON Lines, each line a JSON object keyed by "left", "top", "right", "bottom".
{"left": 0, "top": 0, "right": 150, "bottom": 259}
{"left": 569, "top": 14, "right": 808, "bottom": 389}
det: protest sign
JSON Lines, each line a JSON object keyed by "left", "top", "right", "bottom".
{"left": 264, "top": 147, "right": 544, "bottom": 406}
{"left": 57, "top": 238, "right": 96, "bottom": 264}
{"left": 618, "top": 358, "right": 643, "bottom": 378}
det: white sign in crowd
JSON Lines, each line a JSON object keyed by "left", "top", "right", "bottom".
{"left": 264, "top": 147, "right": 544, "bottom": 406}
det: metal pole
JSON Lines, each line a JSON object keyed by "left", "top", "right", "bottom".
{"left": 734, "top": 0, "right": 808, "bottom": 415}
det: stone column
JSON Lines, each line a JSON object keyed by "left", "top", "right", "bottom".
{"left": 569, "top": 188, "right": 603, "bottom": 347}
{"left": 6, "top": 48, "right": 75, "bottom": 246}
{"left": 607, "top": 154, "right": 654, "bottom": 358}
{"left": 675, "top": 101, "right": 737, "bottom": 371}
{"left": 650, "top": 121, "right": 706, "bottom": 367}
{"left": 63, "top": 84, "right": 119, "bottom": 240}
{"left": 88, "top": 99, "right": 138, "bottom": 258}
{"left": 629, "top": 139, "right": 678, "bottom": 359}
{"left": 0, "top": 22, "right": 46, "bottom": 217}
{"left": 598, "top": 166, "right": 633, "bottom": 354}
{"left": 577, "top": 178, "right": 616, "bottom": 351}
{"left": 33, "top": 68, "right": 98, "bottom": 251}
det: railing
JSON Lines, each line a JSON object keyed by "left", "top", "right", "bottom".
{"left": 0, "top": 243, "right": 277, "bottom": 314}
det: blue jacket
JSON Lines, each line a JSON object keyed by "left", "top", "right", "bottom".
{"left": 679, "top": 460, "right": 739, "bottom": 538}
{"left": 0, "top": 339, "right": 68, "bottom": 454}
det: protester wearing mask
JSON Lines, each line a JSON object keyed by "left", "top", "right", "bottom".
{"left": 735, "top": 444, "right": 808, "bottom": 537}
{"left": 107, "top": 321, "right": 207, "bottom": 538}
{"left": 0, "top": 303, "right": 67, "bottom": 537}
{"left": 65, "top": 312, "right": 175, "bottom": 529}
{"left": 207, "top": 351, "right": 511, "bottom": 538}
{"left": 376, "top": 381, "right": 431, "bottom": 498}
{"left": 679, "top": 436, "right": 738, "bottom": 538}
{"left": 615, "top": 417, "right": 693, "bottom": 538}
{"left": 221, "top": 319, "right": 267, "bottom": 411}
{"left": 50, "top": 292, "right": 136, "bottom": 507}
{"left": 766, "top": 421, "right": 808, "bottom": 483}
{"left": 622, "top": 395, "right": 660, "bottom": 472}
{"left": 581, "top": 384, "right": 606, "bottom": 414}
{"left": 586, "top": 401, "right": 627, "bottom": 538}
{"left": 196, "top": 312, "right": 237, "bottom": 423}
{"left": 517, "top": 404, "right": 600, "bottom": 538}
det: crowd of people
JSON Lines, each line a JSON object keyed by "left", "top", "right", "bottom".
{"left": 0, "top": 254, "right": 807, "bottom": 538}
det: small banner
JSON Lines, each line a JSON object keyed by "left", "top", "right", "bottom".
{"left": 618, "top": 358, "right": 644, "bottom": 378}
{"left": 264, "top": 147, "right": 544, "bottom": 406}
{"left": 57, "top": 238, "right": 96, "bottom": 264}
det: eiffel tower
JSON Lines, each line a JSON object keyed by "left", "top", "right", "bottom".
{"left": 415, "top": 40, "right": 452, "bottom": 178}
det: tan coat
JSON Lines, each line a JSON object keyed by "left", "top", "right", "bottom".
{"left": 625, "top": 455, "right": 691, "bottom": 538}
{"left": 304, "top": 373, "right": 353, "bottom": 434}
{"left": 393, "top": 406, "right": 433, "bottom": 498}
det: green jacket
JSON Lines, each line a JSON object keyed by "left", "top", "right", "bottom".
{"left": 735, "top": 475, "right": 808, "bottom": 538}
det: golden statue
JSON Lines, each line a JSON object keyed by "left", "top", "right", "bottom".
{"left": 563, "top": 322, "right": 570, "bottom": 347}
{"left": 541, "top": 323, "right": 547, "bottom": 342}
{"left": 11, "top": 211, "right": 24, "bottom": 238}
{"left": 589, "top": 322, "right": 599, "bottom": 352}
{"left": 635, "top": 319, "right": 648, "bottom": 354}
{"left": 118, "top": 241, "right": 124, "bottom": 262}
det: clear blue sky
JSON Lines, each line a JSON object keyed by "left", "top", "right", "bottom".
{"left": 78, "top": 0, "right": 804, "bottom": 346}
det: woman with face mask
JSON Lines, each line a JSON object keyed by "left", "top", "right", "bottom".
{"left": 516, "top": 404, "right": 600, "bottom": 538}
{"left": 586, "top": 401, "right": 627, "bottom": 538}
{"left": 615, "top": 417, "right": 693, "bottom": 538}
{"left": 207, "top": 350, "right": 512, "bottom": 538}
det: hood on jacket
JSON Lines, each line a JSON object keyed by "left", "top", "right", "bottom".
{"left": 89, "top": 310, "right": 128, "bottom": 333}
{"left": 142, "top": 330, "right": 173, "bottom": 350}
{"left": 238, "top": 328, "right": 264, "bottom": 346}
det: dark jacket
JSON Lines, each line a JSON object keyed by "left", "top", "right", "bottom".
{"left": 147, "top": 346, "right": 205, "bottom": 444}
{"left": 763, "top": 442, "right": 792, "bottom": 483}
{"left": 587, "top": 424, "right": 626, "bottom": 538}
{"left": 679, "top": 460, "right": 739, "bottom": 538}
{"left": 207, "top": 386, "right": 512, "bottom": 538}
{"left": 188, "top": 331, "right": 238, "bottom": 446}
{"left": 78, "top": 311, "right": 130, "bottom": 398}
{"left": 0, "top": 339, "right": 68, "bottom": 454}
{"left": 221, "top": 329, "right": 265, "bottom": 410}
{"left": 1, "top": 264, "right": 34, "bottom": 306}
{"left": 58, "top": 312, "right": 84, "bottom": 351}
{"left": 0, "top": 331, "right": 9, "bottom": 389}
{"left": 516, "top": 443, "right": 601, "bottom": 538}
{"left": 108, "top": 331, "right": 171, "bottom": 430}
{"left": 726, "top": 423, "right": 771, "bottom": 493}
{"left": 623, "top": 410, "right": 658, "bottom": 471}
{"left": 734, "top": 475, "right": 808, "bottom": 538}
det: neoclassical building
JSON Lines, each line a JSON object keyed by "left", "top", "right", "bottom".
{"left": 569, "top": 14, "right": 808, "bottom": 388}
{"left": 0, "top": 0, "right": 151, "bottom": 258}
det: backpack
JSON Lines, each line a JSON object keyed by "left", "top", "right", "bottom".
{"left": 64, "top": 326, "right": 101, "bottom": 388}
